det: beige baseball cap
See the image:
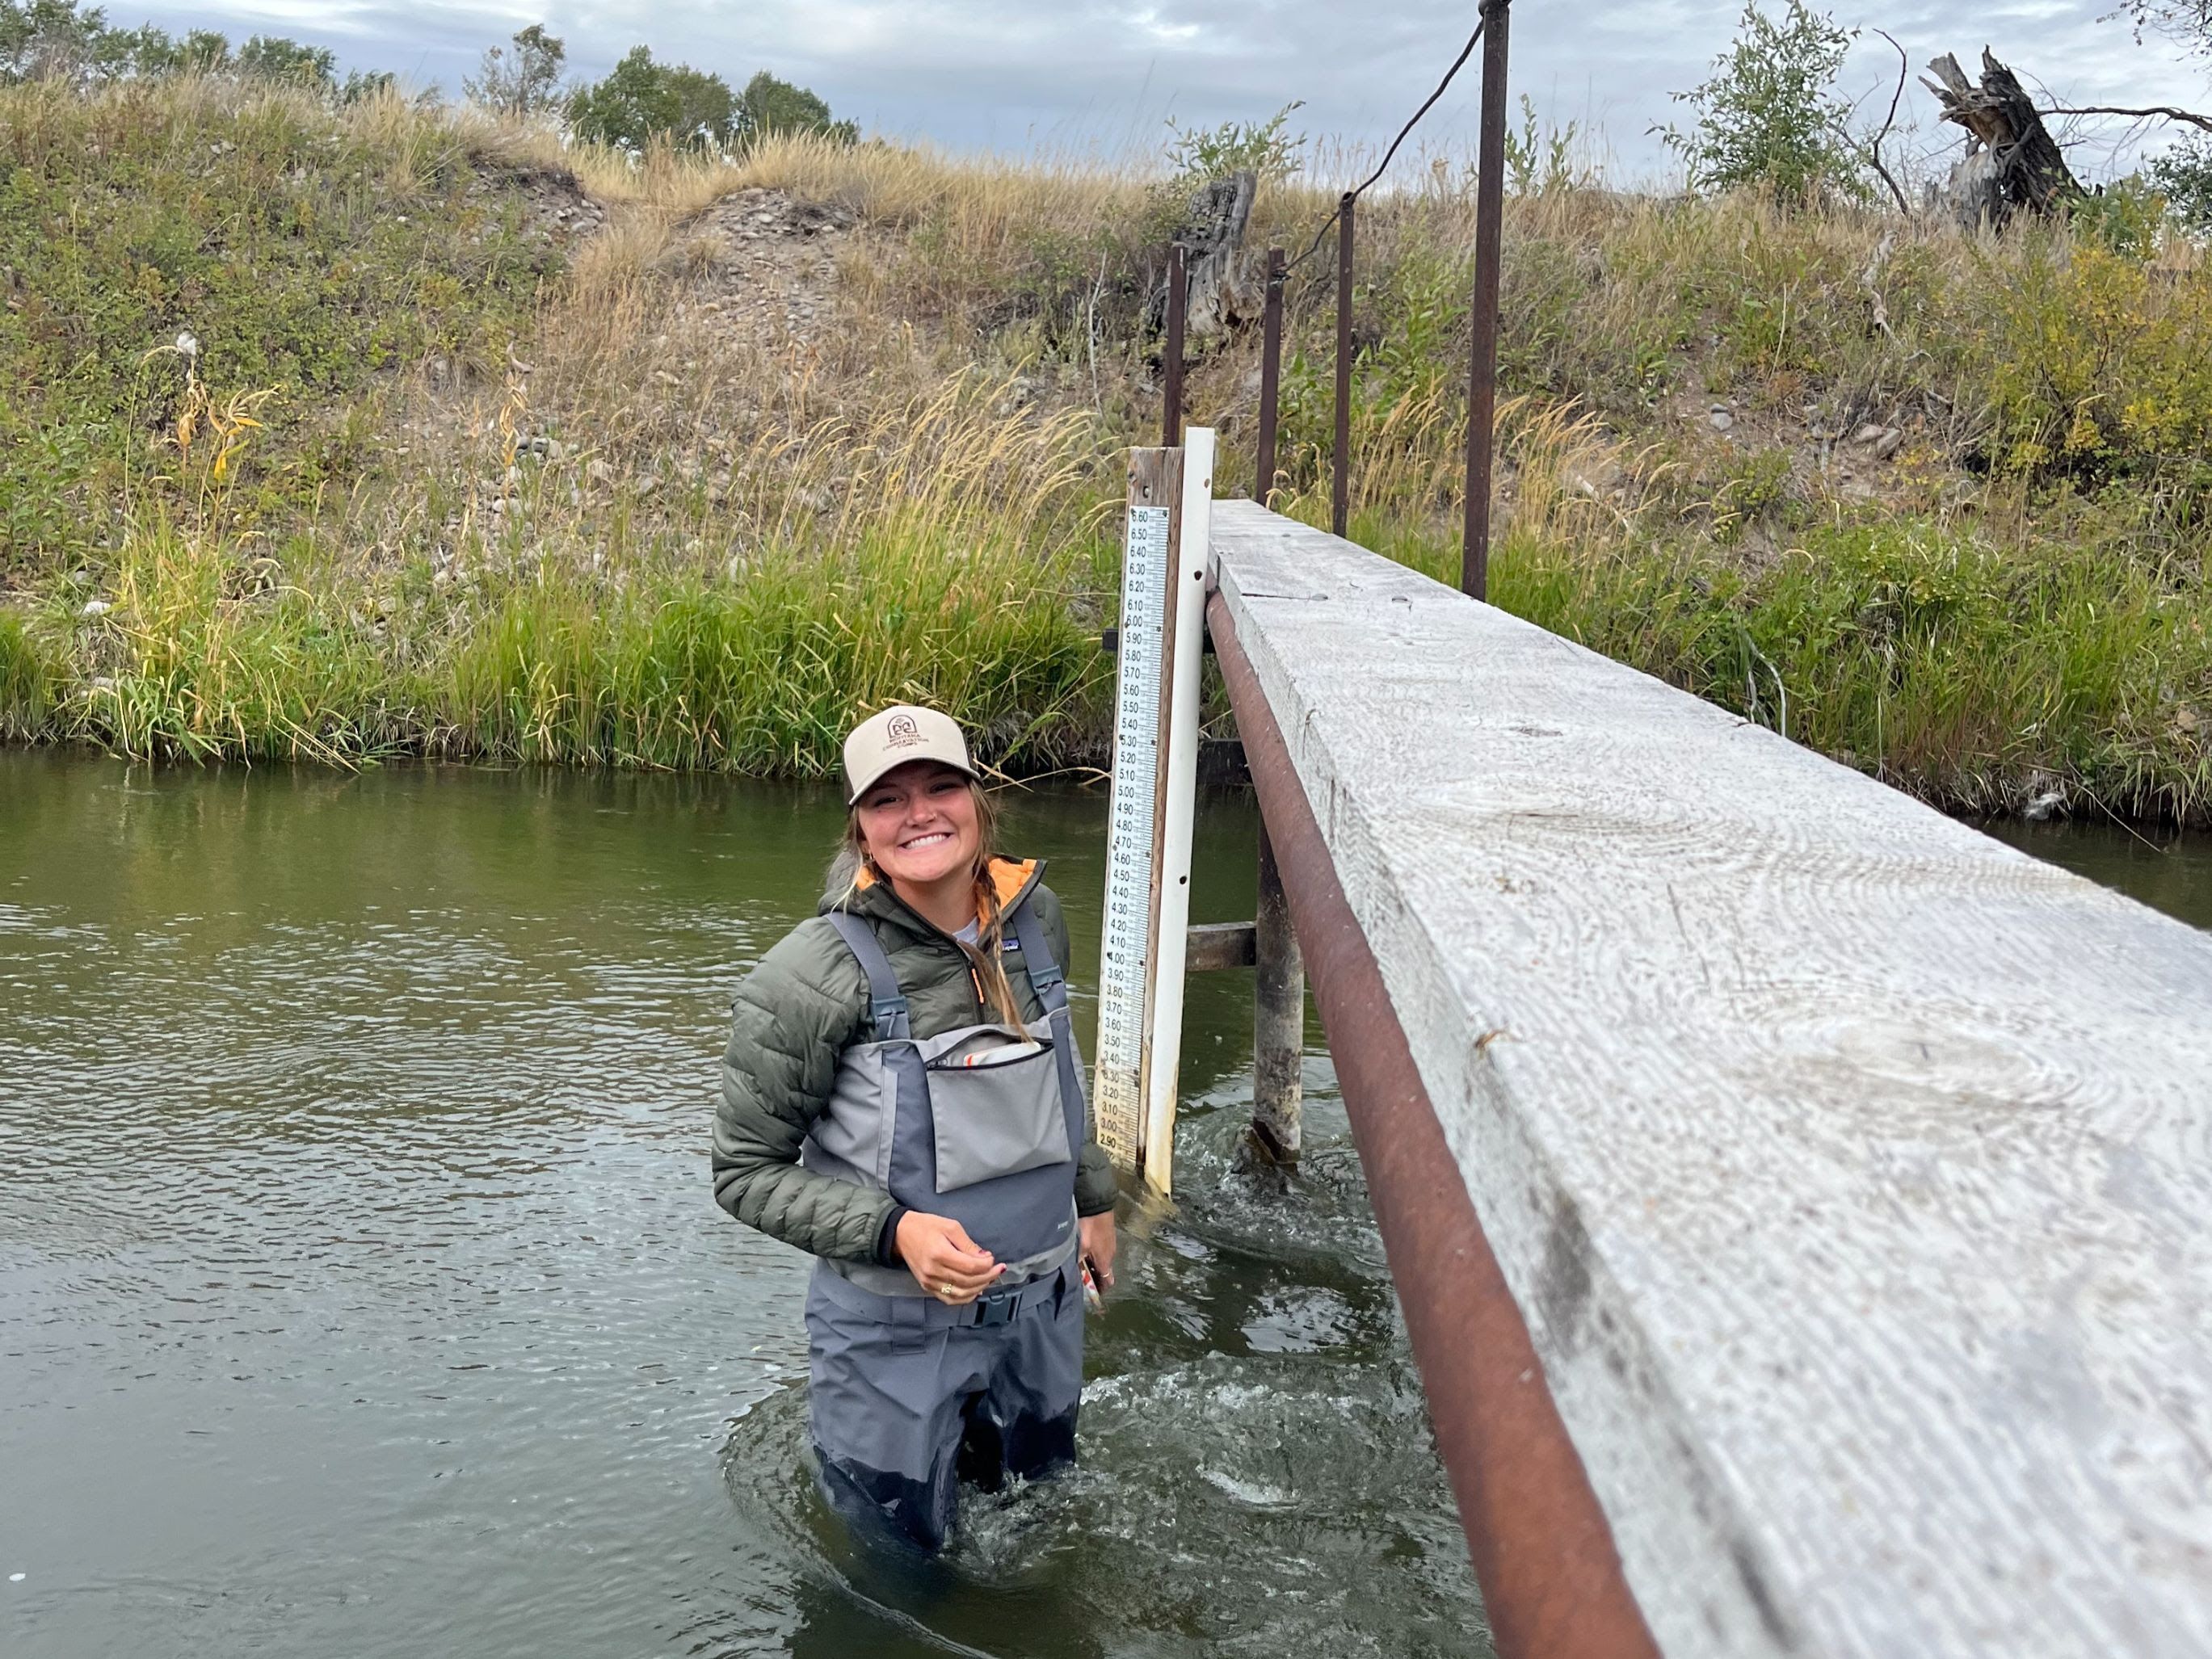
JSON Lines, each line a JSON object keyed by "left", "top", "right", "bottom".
{"left": 842, "top": 704, "right": 978, "bottom": 804}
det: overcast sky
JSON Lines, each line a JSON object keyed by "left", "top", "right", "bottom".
{"left": 113, "top": 0, "right": 2212, "bottom": 182}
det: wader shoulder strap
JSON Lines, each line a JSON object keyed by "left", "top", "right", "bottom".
{"left": 1008, "top": 899, "right": 1087, "bottom": 1130}
{"left": 822, "top": 911, "right": 912, "bottom": 1040}
{"left": 1007, "top": 899, "right": 1067, "bottom": 1015}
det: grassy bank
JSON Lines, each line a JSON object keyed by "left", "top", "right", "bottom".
{"left": 2, "top": 76, "right": 2208, "bottom": 821}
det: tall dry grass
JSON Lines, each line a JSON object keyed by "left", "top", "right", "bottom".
{"left": 3, "top": 78, "right": 2208, "bottom": 814}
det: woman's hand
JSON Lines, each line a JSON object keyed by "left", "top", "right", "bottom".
{"left": 1079, "top": 1210, "right": 1117, "bottom": 1292}
{"left": 896, "top": 1212, "right": 1003, "bottom": 1305}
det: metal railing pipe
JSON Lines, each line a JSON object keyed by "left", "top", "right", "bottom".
{"left": 1461, "top": 0, "right": 1512, "bottom": 600}
{"left": 1255, "top": 246, "right": 1285, "bottom": 507}
{"left": 1331, "top": 195, "right": 1355, "bottom": 538}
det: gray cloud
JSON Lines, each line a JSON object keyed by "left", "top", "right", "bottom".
{"left": 111, "top": 0, "right": 2212, "bottom": 178}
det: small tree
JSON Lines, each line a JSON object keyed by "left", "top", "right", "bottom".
{"left": 179, "top": 27, "right": 228, "bottom": 71}
{"left": 2150, "top": 136, "right": 2212, "bottom": 232}
{"left": 341, "top": 68, "right": 396, "bottom": 104}
{"left": 736, "top": 69, "right": 856, "bottom": 144}
{"left": 0, "top": 0, "right": 118, "bottom": 84}
{"left": 108, "top": 23, "right": 176, "bottom": 73}
{"left": 567, "top": 45, "right": 738, "bottom": 151}
{"left": 465, "top": 23, "right": 566, "bottom": 118}
{"left": 1163, "top": 101, "right": 1305, "bottom": 184}
{"left": 235, "top": 33, "right": 335, "bottom": 88}
{"left": 1659, "top": 0, "right": 1865, "bottom": 203}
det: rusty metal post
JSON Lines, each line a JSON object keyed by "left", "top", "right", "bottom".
{"left": 1251, "top": 816, "right": 1304, "bottom": 1160}
{"left": 1254, "top": 247, "right": 1285, "bottom": 507}
{"left": 1162, "top": 242, "right": 1187, "bottom": 448}
{"left": 1331, "top": 193, "right": 1355, "bottom": 538}
{"left": 1461, "top": 0, "right": 1511, "bottom": 601}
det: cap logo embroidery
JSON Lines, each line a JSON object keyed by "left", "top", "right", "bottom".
{"left": 885, "top": 713, "right": 921, "bottom": 747}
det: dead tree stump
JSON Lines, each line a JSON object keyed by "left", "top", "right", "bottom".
{"left": 1174, "top": 169, "right": 1259, "bottom": 338}
{"left": 1922, "top": 49, "right": 2084, "bottom": 230}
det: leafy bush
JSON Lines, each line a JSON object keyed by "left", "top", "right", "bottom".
{"left": 1970, "top": 239, "right": 2212, "bottom": 475}
{"left": 1503, "top": 95, "right": 1591, "bottom": 196}
{"left": 2071, "top": 175, "right": 2171, "bottom": 257}
{"left": 0, "top": 1, "right": 331, "bottom": 90}
{"left": 1163, "top": 102, "right": 1305, "bottom": 186}
{"left": 1658, "top": 0, "right": 1866, "bottom": 204}
{"left": 2148, "top": 135, "right": 2212, "bottom": 233}
{"left": 566, "top": 49, "right": 852, "bottom": 153}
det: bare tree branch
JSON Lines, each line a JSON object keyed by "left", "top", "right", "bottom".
{"left": 2042, "top": 103, "right": 2212, "bottom": 136}
{"left": 1868, "top": 30, "right": 1911, "bottom": 213}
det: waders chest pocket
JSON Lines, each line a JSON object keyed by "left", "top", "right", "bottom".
{"left": 922, "top": 1026, "right": 1072, "bottom": 1193}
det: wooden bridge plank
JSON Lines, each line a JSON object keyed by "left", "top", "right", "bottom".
{"left": 1209, "top": 500, "right": 2212, "bottom": 1659}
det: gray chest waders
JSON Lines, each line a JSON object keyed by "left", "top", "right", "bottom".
{"left": 798, "top": 895, "right": 1091, "bottom": 1552}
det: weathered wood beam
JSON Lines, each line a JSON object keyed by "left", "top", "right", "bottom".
{"left": 1210, "top": 497, "right": 2212, "bottom": 1659}
{"left": 1184, "top": 920, "right": 1256, "bottom": 972}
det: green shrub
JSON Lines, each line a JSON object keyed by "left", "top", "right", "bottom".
{"left": 2147, "top": 136, "right": 2212, "bottom": 234}
{"left": 1969, "top": 238, "right": 2212, "bottom": 476}
{"left": 1659, "top": 0, "right": 1868, "bottom": 204}
{"left": 1163, "top": 102, "right": 1305, "bottom": 186}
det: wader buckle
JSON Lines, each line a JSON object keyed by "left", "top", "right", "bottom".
{"left": 971, "top": 1284, "right": 1022, "bottom": 1327}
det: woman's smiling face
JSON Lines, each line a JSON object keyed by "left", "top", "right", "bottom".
{"left": 856, "top": 762, "right": 980, "bottom": 891}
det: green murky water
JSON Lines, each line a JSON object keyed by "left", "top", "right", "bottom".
{"left": 0, "top": 753, "right": 1487, "bottom": 1659}
{"left": 1979, "top": 816, "right": 2212, "bottom": 932}
{"left": 4, "top": 751, "right": 2204, "bottom": 1659}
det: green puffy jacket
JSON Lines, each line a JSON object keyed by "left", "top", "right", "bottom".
{"left": 713, "top": 855, "right": 1118, "bottom": 1265}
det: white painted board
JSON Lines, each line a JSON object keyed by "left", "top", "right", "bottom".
{"left": 1140, "top": 426, "right": 1213, "bottom": 1194}
{"left": 1093, "top": 438, "right": 1209, "bottom": 1189}
{"left": 1092, "top": 494, "right": 1171, "bottom": 1168}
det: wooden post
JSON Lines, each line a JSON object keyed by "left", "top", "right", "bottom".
{"left": 1331, "top": 193, "right": 1354, "bottom": 539}
{"left": 1162, "top": 243, "right": 1187, "bottom": 448}
{"left": 1251, "top": 815, "right": 1304, "bottom": 1161}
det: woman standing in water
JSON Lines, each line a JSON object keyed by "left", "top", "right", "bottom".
{"left": 712, "top": 704, "right": 1119, "bottom": 1552}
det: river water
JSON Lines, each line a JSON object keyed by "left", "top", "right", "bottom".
{"left": 4, "top": 756, "right": 2206, "bottom": 1659}
{"left": 0, "top": 754, "right": 1486, "bottom": 1659}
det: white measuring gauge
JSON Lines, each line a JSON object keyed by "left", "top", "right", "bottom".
{"left": 1092, "top": 499, "right": 1171, "bottom": 1167}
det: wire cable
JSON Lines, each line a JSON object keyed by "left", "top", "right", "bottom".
{"left": 1284, "top": 14, "right": 1487, "bottom": 275}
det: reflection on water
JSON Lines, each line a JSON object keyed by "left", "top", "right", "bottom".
{"left": 0, "top": 753, "right": 1488, "bottom": 1659}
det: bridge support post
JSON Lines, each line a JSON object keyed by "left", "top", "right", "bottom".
{"left": 1251, "top": 816, "right": 1305, "bottom": 1161}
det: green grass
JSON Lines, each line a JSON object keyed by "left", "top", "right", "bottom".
{"left": 442, "top": 519, "right": 1108, "bottom": 772}
{"left": 23, "top": 513, "right": 1112, "bottom": 773}
{"left": 0, "top": 607, "right": 57, "bottom": 737}
{"left": 0, "top": 74, "right": 553, "bottom": 575}
{"left": 1319, "top": 509, "right": 2212, "bottom": 822}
